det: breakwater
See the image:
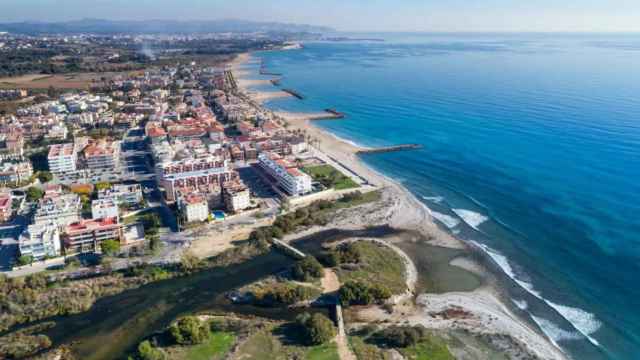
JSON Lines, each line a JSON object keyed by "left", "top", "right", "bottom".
{"left": 357, "top": 144, "right": 422, "bottom": 154}
{"left": 282, "top": 88, "right": 305, "bottom": 99}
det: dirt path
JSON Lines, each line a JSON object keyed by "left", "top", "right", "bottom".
{"left": 321, "top": 269, "right": 340, "bottom": 294}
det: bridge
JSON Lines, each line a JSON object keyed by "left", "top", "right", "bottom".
{"left": 271, "top": 238, "right": 306, "bottom": 259}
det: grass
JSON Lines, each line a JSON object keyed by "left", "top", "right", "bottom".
{"left": 166, "top": 331, "right": 236, "bottom": 360}
{"left": 400, "top": 335, "right": 454, "bottom": 360}
{"left": 335, "top": 241, "right": 407, "bottom": 295}
{"left": 349, "top": 336, "right": 390, "bottom": 360}
{"left": 302, "top": 164, "right": 359, "bottom": 190}
{"left": 305, "top": 342, "right": 340, "bottom": 360}
{"left": 235, "top": 326, "right": 340, "bottom": 360}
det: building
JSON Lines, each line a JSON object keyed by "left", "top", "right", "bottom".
{"left": 0, "top": 192, "right": 12, "bottom": 222}
{"left": 47, "top": 143, "right": 77, "bottom": 174}
{"left": 159, "top": 156, "right": 232, "bottom": 201}
{"left": 33, "top": 193, "right": 81, "bottom": 228}
{"left": 258, "top": 152, "right": 313, "bottom": 196}
{"left": 178, "top": 193, "right": 209, "bottom": 223}
{"left": 91, "top": 199, "right": 119, "bottom": 219}
{"left": 0, "top": 161, "right": 33, "bottom": 184}
{"left": 18, "top": 223, "right": 61, "bottom": 260}
{"left": 84, "top": 140, "right": 121, "bottom": 172}
{"left": 223, "top": 182, "right": 251, "bottom": 213}
{"left": 63, "top": 217, "right": 123, "bottom": 254}
{"left": 98, "top": 183, "right": 143, "bottom": 206}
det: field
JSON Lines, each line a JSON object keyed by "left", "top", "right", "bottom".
{"left": 335, "top": 241, "right": 407, "bottom": 295}
{"left": 0, "top": 70, "right": 143, "bottom": 90}
{"left": 234, "top": 326, "right": 340, "bottom": 360}
{"left": 302, "top": 165, "right": 359, "bottom": 190}
{"left": 400, "top": 335, "right": 455, "bottom": 360}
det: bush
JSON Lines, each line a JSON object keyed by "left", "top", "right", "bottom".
{"left": 317, "top": 251, "right": 340, "bottom": 267}
{"left": 137, "top": 340, "right": 166, "bottom": 360}
{"left": 36, "top": 171, "right": 53, "bottom": 183}
{"left": 339, "top": 281, "right": 391, "bottom": 306}
{"left": 296, "top": 312, "right": 336, "bottom": 345}
{"left": 26, "top": 187, "right": 44, "bottom": 202}
{"left": 256, "top": 283, "right": 316, "bottom": 305}
{"left": 292, "top": 256, "right": 324, "bottom": 282}
{"left": 17, "top": 255, "right": 34, "bottom": 266}
{"left": 180, "top": 253, "right": 202, "bottom": 273}
{"left": 100, "top": 239, "right": 121, "bottom": 256}
{"left": 169, "top": 316, "right": 210, "bottom": 345}
{"left": 376, "top": 325, "right": 427, "bottom": 348}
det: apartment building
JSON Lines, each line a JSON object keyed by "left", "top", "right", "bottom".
{"left": 0, "top": 161, "right": 33, "bottom": 184}
{"left": 91, "top": 199, "right": 119, "bottom": 219}
{"left": 223, "top": 182, "right": 251, "bottom": 213}
{"left": 178, "top": 193, "right": 209, "bottom": 223}
{"left": 0, "top": 193, "right": 12, "bottom": 222}
{"left": 98, "top": 183, "right": 143, "bottom": 206}
{"left": 47, "top": 143, "right": 77, "bottom": 174}
{"left": 159, "top": 156, "right": 232, "bottom": 201}
{"left": 18, "top": 222, "right": 61, "bottom": 260}
{"left": 258, "top": 152, "right": 312, "bottom": 196}
{"left": 63, "top": 217, "right": 123, "bottom": 254}
{"left": 84, "top": 140, "right": 121, "bottom": 172}
{"left": 33, "top": 193, "right": 81, "bottom": 228}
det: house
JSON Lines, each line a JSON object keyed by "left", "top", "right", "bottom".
{"left": 18, "top": 222, "right": 61, "bottom": 260}
{"left": 178, "top": 193, "right": 209, "bottom": 223}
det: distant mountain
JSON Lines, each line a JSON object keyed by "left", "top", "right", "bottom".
{"left": 0, "top": 18, "right": 333, "bottom": 35}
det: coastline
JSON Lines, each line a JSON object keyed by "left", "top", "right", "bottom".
{"left": 232, "top": 52, "right": 568, "bottom": 359}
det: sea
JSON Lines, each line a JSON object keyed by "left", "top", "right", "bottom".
{"left": 241, "top": 33, "right": 640, "bottom": 360}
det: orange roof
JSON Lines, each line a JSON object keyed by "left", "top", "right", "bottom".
{"left": 148, "top": 126, "right": 167, "bottom": 137}
{"left": 66, "top": 217, "right": 120, "bottom": 233}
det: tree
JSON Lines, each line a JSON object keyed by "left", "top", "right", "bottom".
{"left": 291, "top": 256, "right": 324, "bottom": 282}
{"left": 36, "top": 171, "right": 53, "bottom": 184}
{"left": 137, "top": 340, "right": 165, "bottom": 360}
{"left": 100, "top": 239, "right": 121, "bottom": 256}
{"left": 376, "top": 325, "right": 427, "bottom": 348}
{"left": 296, "top": 312, "right": 336, "bottom": 345}
{"left": 180, "top": 252, "right": 202, "bottom": 273}
{"left": 339, "top": 281, "right": 391, "bottom": 306}
{"left": 95, "top": 182, "right": 112, "bottom": 191}
{"left": 26, "top": 187, "right": 44, "bottom": 202}
{"left": 17, "top": 255, "right": 34, "bottom": 266}
{"left": 170, "top": 316, "right": 210, "bottom": 345}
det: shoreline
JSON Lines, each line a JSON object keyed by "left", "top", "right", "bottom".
{"left": 231, "top": 52, "right": 568, "bottom": 359}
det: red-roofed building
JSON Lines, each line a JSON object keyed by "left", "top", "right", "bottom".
{"left": 178, "top": 193, "right": 209, "bottom": 223}
{"left": 63, "top": 217, "right": 124, "bottom": 254}
{"left": 0, "top": 193, "right": 12, "bottom": 222}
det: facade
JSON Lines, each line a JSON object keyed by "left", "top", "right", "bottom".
{"left": 47, "top": 143, "right": 77, "bottom": 174}
{"left": 159, "top": 156, "right": 232, "bottom": 201}
{"left": 98, "top": 184, "right": 143, "bottom": 206}
{"left": 223, "top": 182, "right": 251, "bottom": 213}
{"left": 258, "top": 152, "right": 313, "bottom": 196}
{"left": 0, "top": 193, "right": 12, "bottom": 222}
{"left": 0, "top": 161, "right": 33, "bottom": 184}
{"left": 84, "top": 140, "right": 121, "bottom": 172}
{"left": 178, "top": 193, "right": 209, "bottom": 223}
{"left": 63, "top": 217, "right": 123, "bottom": 254}
{"left": 33, "top": 194, "right": 81, "bottom": 228}
{"left": 91, "top": 199, "right": 119, "bottom": 219}
{"left": 18, "top": 223, "right": 61, "bottom": 260}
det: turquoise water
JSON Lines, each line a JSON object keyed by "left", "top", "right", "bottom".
{"left": 246, "top": 34, "right": 640, "bottom": 360}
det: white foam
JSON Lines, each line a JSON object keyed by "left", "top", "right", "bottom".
{"left": 531, "top": 315, "right": 582, "bottom": 348}
{"left": 452, "top": 208, "right": 489, "bottom": 230}
{"left": 512, "top": 299, "right": 528, "bottom": 310}
{"left": 429, "top": 210, "right": 460, "bottom": 229}
{"left": 422, "top": 196, "right": 444, "bottom": 204}
{"left": 471, "top": 241, "right": 602, "bottom": 348}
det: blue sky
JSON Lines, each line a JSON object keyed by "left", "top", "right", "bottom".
{"left": 1, "top": 0, "right": 639, "bottom": 32}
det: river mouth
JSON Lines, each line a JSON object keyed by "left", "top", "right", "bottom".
{"left": 31, "top": 225, "right": 480, "bottom": 359}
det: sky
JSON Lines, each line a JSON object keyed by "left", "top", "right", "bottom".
{"left": 1, "top": 0, "right": 640, "bottom": 32}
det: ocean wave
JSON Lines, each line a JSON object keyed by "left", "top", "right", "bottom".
{"left": 453, "top": 208, "right": 489, "bottom": 230}
{"left": 428, "top": 210, "right": 460, "bottom": 229}
{"left": 422, "top": 196, "right": 444, "bottom": 204}
{"left": 531, "top": 315, "right": 582, "bottom": 348}
{"left": 512, "top": 299, "right": 528, "bottom": 310}
{"left": 471, "top": 241, "right": 602, "bottom": 347}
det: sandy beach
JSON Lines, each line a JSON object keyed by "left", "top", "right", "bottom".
{"left": 231, "top": 53, "right": 567, "bottom": 360}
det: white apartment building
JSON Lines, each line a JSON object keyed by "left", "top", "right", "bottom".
{"left": 47, "top": 143, "right": 77, "bottom": 174}
{"left": 84, "top": 140, "right": 121, "bottom": 172}
{"left": 19, "top": 222, "right": 61, "bottom": 260}
{"left": 178, "top": 193, "right": 209, "bottom": 223}
{"left": 98, "top": 184, "right": 143, "bottom": 206}
{"left": 91, "top": 199, "right": 120, "bottom": 219}
{"left": 258, "top": 152, "right": 312, "bottom": 196}
{"left": 33, "top": 194, "right": 82, "bottom": 228}
{"left": 223, "top": 184, "right": 251, "bottom": 213}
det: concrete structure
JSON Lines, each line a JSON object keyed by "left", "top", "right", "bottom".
{"left": 33, "top": 194, "right": 81, "bottom": 228}
{"left": 258, "top": 152, "right": 312, "bottom": 196}
{"left": 47, "top": 143, "right": 77, "bottom": 174}
{"left": 91, "top": 199, "right": 119, "bottom": 219}
{"left": 98, "top": 183, "right": 143, "bottom": 206}
{"left": 84, "top": 140, "right": 121, "bottom": 172}
{"left": 18, "top": 223, "right": 61, "bottom": 260}
{"left": 63, "top": 217, "right": 123, "bottom": 254}
{"left": 178, "top": 193, "right": 209, "bottom": 223}
{"left": 223, "top": 182, "right": 251, "bottom": 213}
{"left": 159, "top": 156, "right": 232, "bottom": 201}
{"left": 0, "top": 161, "right": 33, "bottom": 184}
{"left": 0, "top": 192, "right": 12, "bottom": 222}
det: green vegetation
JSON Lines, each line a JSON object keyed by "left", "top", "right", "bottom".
{"left": 333, "top": 241, "right": 407, "bottom": 295}
{"left": 182, "top": 331, "right": 235, "bottom": 360}
{"left": 305, "top": 342, "right": 340, "bottom": 360}
{"left": 253, "top": 282, "right": 321, "bottom": 306}
{"left": 35, "top": 171, "right": 53, "bottom": 184}
{"left": 302, "top": 164, "right": 359, "bottom": 190}
{"left": 349, "top": 336, "right": 390, "bottom": 360}
{"left": 95, "top": 181, "right": 112, "bottom": 191}
{"left": 339, "top": 280, "right": 391, "bottom": 306}
{"left": 170, "top": 316, "right": 211, "bottom": 345}
{"left": 136, "top": 340, "right": 166, "bottom": 360}
{"left": 0, "top": 322, "right": 54, "bottom": 359}
{"left": 100, "top": 239, "right": 121, "bottom": 256}
{"left": 292, "top": 256, "right": 324, "bottom": 282}
{"left": 26, "top": 186, "right": 44, "bottom": 202}
{"left": 350, "top": 325, "right": 453, "bottom": 360}
{"left": 296, "top": 312, "right": 337, "bottom": 346}
{"left": 16, "top": 255, "right": 34, "bottom": 266}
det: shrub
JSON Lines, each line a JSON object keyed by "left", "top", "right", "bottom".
{"left": 137, "top": 340, "right": 165, "bottom": 360}
{"left": 100, "top": 239, "right": 121, "bottom": 256}
{"left": 36, "top": 171, "right": 53, "bottom": 183}
{"left": 339, "top": 281, "right": 391, "bottom": 306}
{"left": 317, "top": 251, "right": 340, "bottom": 267}
{"left": 26, "top": 187, "right": 44, "bottom": 202}
{"left": 291, "top": 256, "right": 324, "bottom": 282}
{"left": 17, "top": 255, "right": 34, "bottom": 266}
{"left": 376, "top": 325, "right": 427, "bottom": 348}
{"left": 256, "top": 283, "right": 316, "bottom": 305}
{"left": 296, "top": 312, "right": 336, "bottom": 345}
{"left": 169, "top": 316, "right": 210, "bottom": 345}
